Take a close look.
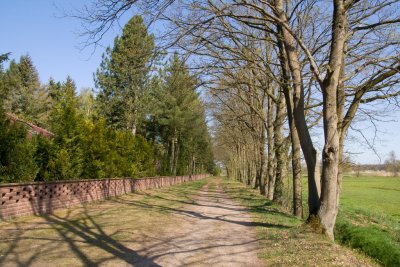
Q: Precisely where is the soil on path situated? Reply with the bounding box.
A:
[140,182,263,266]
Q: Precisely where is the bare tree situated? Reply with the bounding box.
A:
[385,150,400,177]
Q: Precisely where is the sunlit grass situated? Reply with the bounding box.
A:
[335,175,400,267]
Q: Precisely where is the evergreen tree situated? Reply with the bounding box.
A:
[0,53,10,64]
[151,54,214,175]
[1,55,49,126]
[46,77,83,180]
[0,53,10,106]
[0,111,38,183]
[3,55,41,116]
[95,15,155,134]
[2,59,21,112]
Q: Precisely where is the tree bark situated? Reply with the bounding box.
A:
[317,0,347,240]
[258,124,267,194]
[291,125,303,217]
[170,134,176,175]
[277,31,303,217]
[266,94,275,200]
[173,135,179,176]
[274,0,320,215]
[273,90,286,204]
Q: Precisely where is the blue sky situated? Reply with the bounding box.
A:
[1,1,130,91]
[1,1,399,164]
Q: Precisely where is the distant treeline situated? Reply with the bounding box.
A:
[353,164,386,172]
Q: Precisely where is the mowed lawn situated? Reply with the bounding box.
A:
[336,175,400,266]
[340,175,400,217]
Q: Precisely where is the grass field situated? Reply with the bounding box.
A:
[335,175,400,266]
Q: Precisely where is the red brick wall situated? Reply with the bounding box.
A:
[0,174,209,220]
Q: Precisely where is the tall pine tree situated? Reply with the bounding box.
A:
[95,15,155,135]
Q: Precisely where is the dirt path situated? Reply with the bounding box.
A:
[138,182,263,266]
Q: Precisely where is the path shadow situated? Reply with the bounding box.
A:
[113,197,290,229]
[138,232,263,265]
[127,184,293,229]
[149,193,251,212]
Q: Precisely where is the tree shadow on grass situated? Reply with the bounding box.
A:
[0,220,44,267]
[0,205,162,267]
[45,206,163,266]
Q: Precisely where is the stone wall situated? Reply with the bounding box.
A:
[0,174,209,220]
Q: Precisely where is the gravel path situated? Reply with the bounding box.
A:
[137,182,263,266]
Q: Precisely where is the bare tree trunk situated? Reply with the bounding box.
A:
[277,30,303,217]
[253,151,260,189]
[173,136,179,176]
[170,135,176,175]
[239,144,245,183]
[291,127,303,217]
[258,124,267,194]
[190,155,195,178]
[336,41,347,219]
[239,145,247,185]
[273,90,286,204]
[266,95,275,199]
[274,0,320,215]
[248,160,253,186]
[317,0,347,240]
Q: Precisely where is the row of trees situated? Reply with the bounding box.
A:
[0,16,215,183]
[77,0,400,240]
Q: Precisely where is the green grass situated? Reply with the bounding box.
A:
[334,175,400,267]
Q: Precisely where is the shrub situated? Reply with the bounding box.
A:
[0,113,38,183]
